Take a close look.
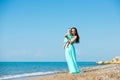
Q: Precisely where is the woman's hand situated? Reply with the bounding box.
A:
[68,36,77,44]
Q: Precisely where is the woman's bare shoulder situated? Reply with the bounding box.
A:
[72,35,77,38]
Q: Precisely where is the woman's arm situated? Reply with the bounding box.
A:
[67,36,77,44]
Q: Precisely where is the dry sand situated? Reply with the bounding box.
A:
[28,64,120,80]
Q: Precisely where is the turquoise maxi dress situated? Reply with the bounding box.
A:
[64,34,80,74]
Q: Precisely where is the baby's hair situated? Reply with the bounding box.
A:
[67,28,71,32]
[67,28,71,29]
[67,28,72,34]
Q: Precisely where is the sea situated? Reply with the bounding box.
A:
[0,62,98,80]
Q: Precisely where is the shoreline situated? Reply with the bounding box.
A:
[0,62,97,80]
[28,64,120,80]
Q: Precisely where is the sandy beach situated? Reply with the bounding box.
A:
[28,64,120,80]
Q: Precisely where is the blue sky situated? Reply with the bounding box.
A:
[0,0,120,62]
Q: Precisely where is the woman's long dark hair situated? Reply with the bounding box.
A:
[71,27,80,43]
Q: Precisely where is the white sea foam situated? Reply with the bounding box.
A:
[0,71,57,80]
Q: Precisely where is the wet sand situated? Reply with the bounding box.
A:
[28,64,120,80]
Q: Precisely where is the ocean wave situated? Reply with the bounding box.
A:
[0,71,58,80]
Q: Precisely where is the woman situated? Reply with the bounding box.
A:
[64,27,80,74]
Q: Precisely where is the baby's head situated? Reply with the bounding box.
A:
[67,28,72,34]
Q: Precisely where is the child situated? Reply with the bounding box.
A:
[63,28,72,49]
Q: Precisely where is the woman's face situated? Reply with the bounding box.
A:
[72,29,76,36]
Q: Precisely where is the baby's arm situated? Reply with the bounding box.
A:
[64,33,68,38]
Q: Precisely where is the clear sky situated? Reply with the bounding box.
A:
[0,0,120,62]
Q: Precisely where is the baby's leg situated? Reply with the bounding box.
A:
[63,43,67,49]
[66,42,69,48]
